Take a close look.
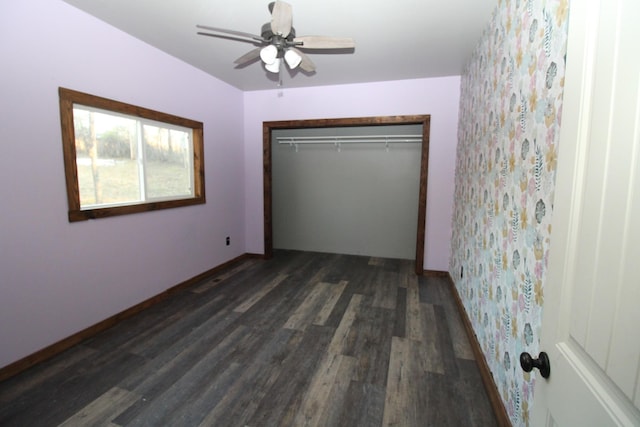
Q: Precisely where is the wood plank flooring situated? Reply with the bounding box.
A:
[0,250,497,426]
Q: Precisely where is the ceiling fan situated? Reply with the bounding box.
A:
[196,1,355,75]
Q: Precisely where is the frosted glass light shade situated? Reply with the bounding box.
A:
[265,58,281,73]
[260,45,278,64]
[284,49,302,69]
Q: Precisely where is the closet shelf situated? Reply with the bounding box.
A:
[276,134,422,145]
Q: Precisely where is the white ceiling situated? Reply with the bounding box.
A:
[62,0,497,91]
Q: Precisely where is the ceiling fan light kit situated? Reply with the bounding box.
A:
[197,1,354,78]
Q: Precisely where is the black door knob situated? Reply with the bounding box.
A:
[519,351,551,379]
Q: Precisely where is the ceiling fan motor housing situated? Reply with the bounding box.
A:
[261,22,297,55]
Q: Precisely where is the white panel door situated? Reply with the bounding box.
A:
[530,0,640,425]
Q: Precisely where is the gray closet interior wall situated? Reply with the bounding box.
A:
[272,124,422,259]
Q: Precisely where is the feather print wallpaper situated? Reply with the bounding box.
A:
[449,0,569,425]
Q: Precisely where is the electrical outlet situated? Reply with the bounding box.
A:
[226,236,230,246]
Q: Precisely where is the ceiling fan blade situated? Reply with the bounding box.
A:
[270,1,292,37]
[234,48,262,66]
[294,36,355,49]
[290,48,315,72]
[197,32,264,46]
[196,25,265,43]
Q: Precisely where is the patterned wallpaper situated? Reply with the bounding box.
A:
[449,0,569,425]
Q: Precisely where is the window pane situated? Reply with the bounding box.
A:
[143,125,193,199]
[73,108,141,208]
[77,158,141,206]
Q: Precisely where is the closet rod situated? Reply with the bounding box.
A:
[277,134,422,144]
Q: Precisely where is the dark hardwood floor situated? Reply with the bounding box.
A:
[0,250,497,426]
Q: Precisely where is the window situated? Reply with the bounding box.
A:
[59,87,205,221]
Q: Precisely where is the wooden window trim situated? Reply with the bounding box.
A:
[59,87,205,222]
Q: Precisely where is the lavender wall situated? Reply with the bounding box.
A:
[0,0,462,370]
[243,77,461,271]
[0,0,245,368]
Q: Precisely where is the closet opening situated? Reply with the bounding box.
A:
[263,115,430,275]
